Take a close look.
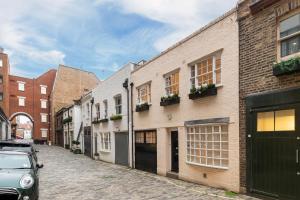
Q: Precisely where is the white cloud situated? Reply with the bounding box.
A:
[96,0,237,51]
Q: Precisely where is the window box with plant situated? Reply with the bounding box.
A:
[273,57,300,76]
[110,114,122,121]
[99,118,109,123]
[160,94,180,106]
[63,117,72,124]
[189,83,217,100]
[92,117,101,124]
[136,102,150,112]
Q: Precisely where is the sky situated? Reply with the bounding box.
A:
[0,0,237,80]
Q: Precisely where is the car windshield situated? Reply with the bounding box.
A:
[1,146,31,153]
[0,154,32,169]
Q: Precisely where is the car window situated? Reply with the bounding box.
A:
[0,154,32,169]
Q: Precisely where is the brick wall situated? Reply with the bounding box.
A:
[238,0,300,191]
[0,52,10,116]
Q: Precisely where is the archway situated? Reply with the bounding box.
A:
[9,112,34,141]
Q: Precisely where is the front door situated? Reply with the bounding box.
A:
[171,131,179,172]
[115,132,129,166]
[84,127,92,157]
[249,104,300,200]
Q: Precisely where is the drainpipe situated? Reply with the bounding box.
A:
[130,82,134,168]
[122,78,129,166]
[90,97,94,158]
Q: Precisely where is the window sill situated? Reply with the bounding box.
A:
[186,161,228,170]
[99,149,111,153]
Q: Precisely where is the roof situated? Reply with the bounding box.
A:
[133,8,237,73]
[58,64,100,82]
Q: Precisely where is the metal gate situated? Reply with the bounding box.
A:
[84,126,91,157]
[115,132,129,166]
[247,89,300,200]
[135,130,157,173]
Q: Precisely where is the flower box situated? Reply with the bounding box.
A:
[99,118,109,123]
[110,115,122,121]
[63,117,72,124]
[92,117,101,124]
[136,103,150,112]
[160,95,180,106]
[273,57,300,76]
[189,87,217,100]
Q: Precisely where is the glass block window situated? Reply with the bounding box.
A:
[186,124,229,169]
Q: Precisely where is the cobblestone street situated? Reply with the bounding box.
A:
[36,145,258,200]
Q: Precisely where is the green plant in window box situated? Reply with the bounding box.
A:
[110,114,122,121]
[189,83,217,100]
[160,94,180,106]
[273,57,300,76]
[136,102,150,112]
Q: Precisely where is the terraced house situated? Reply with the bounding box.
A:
[238,0,300,199]
[91,63,136,166]
[131,9,240,192]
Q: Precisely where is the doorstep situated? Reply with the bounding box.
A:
[166,171,179,180]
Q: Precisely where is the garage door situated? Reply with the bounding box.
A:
[115,132,129,166]
[248,104,300,200]
[135,130,157,173]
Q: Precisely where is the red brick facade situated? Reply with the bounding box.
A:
[8,70,56,142]
[0,51,10,116]
[238,0,300,191]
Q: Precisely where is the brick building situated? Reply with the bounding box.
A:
[51,65,100,144]
[9,70,56,142]
[238,0,300,199]
[0,49,10,116]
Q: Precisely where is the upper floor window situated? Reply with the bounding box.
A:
[18,82,25,91]
[41,129,48,138]
[190,53,221,88]
[165,71,179,95]
[0,59,2,67]
[41,114,48,123]
[103,100,108,118]
[95,103,100,119]
[18,97,25,106]
[0,75,3,84]
[86,103,90,116]
[40,85,47,94]
[0,93,3,101]
[41,99,47,109]
[137,83,151,104]
[280,13,300,57]
[114,95,122,115]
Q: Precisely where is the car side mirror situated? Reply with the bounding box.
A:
[35,150,39,153]
[36,163,44,169]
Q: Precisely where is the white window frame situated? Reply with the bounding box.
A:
[114,95,122,115]
[137,83,151,104]
[40,85,47,95]
[18,82,25,91]
[190,53,222,88]
[103,100,108,118]
[164,71,179,96]
[18,96,25,107]
[95,103,100,119]
[41,99,47,109]
[100,132,111,152]
[41,129,48,138]
[186,123,229,169]
[41,113,48,123]
[0,59,3,67]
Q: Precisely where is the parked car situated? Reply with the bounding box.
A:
[0,140,38,162]
[0,151,43,200]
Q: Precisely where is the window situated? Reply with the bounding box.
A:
[0,93,3,101]
[135,131,156,144]
[280,13,300,57]
[0,59,2,67]
[18,82,25,91]
[165,71,179,95]
[257,109,295,132]
[100,132,111,151]
[135,132,144,143]
[145,131,156,144]
[41,129,48,138]
[41,114,47,123]
[186,124,229,169]
[137,84,151,103]
[0,75,3,84]
[103,100,108,118]
[18,97,25,106]
[190,52,221,88]
[40,85,47,94]
[87,103,90,116]
[95,104,100,119]
[114,95,122,115]
[41,100,47,109]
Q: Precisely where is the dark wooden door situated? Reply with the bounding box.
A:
[56,131,64,147]
[249,104,300,200]
[84,126,91,157]
[115,132,129,166]
[135,131,157,173]
[171,131,179,172]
